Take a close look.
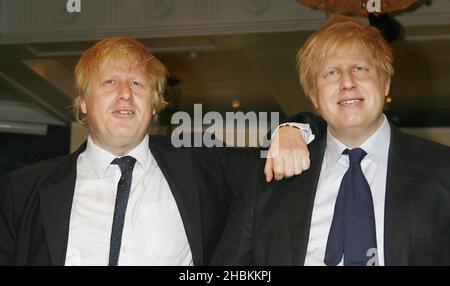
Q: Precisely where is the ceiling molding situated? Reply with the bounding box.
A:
[0,70,72,122]
[0,100,66,126]
[1,0,449,44]
[25,43,217,58]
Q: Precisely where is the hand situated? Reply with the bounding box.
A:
[264,126,310,182]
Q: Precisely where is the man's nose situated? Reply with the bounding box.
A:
[117,82,133,101]
[339,70,357,91]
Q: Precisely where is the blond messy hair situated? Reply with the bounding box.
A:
[297,15,394,98]
[72,36,168,124]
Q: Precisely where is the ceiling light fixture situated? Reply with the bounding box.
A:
[296,0,421,16]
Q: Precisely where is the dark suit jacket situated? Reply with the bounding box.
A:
[0,136,259,266]
[211,119,450,266]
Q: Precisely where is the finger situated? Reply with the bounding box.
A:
[293,151,304,175]
[282,153,295,178]
[273,156,285,181]
[264,157,274,182]
[302,152,311,171]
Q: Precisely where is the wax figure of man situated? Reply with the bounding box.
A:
[211,15,450,266]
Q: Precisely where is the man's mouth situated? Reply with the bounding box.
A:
[338,98,364,106]
[112,109,135,117]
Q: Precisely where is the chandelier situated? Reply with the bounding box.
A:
[296,0,422,16]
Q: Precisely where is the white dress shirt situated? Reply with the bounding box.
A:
[272,123,316,145]
[65,135,193,266]
[304,115,391,266]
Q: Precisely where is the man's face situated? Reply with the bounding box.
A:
[81,60,154,155]
[310,48,390,143]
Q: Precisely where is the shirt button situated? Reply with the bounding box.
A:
[122,245,127,252]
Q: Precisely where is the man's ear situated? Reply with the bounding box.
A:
[384,79,391,97]
[309,90,319,110]
[80,97,87,114]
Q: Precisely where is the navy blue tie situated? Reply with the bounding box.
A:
[324,148,378,266]
[108,156,136,266]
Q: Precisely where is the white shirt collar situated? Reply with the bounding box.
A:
[85,135,151,177]
[325,114,391,169]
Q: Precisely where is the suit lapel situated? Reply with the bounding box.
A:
[286,138,326,265]
[148,138,204,266]
[38,143,86,266]
[384,126,423,265]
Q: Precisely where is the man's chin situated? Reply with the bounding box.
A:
[111,132,139,140]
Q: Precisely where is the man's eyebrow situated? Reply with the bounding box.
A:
[320,64,338,71]
[352,60,370,65]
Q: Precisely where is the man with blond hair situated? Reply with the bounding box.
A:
[0,36,313,266]
[211,15,450,266]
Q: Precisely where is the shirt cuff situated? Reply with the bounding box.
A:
[272,122,315,145]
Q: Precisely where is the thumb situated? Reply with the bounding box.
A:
[264,158,274,183]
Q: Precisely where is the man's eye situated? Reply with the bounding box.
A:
[353,66,365,72]
[325,70,340,78]
[130,81,143,87]
[104,80,117,86]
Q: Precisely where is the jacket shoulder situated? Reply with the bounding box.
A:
[394,130,450,170]
[3,154,74,180]
[398,131,450,155]
[1,153,77,200]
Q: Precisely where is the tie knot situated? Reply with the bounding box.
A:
[343,148,367,164]
[111,156,136,173]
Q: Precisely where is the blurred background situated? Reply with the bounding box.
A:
[1,0,450,175]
